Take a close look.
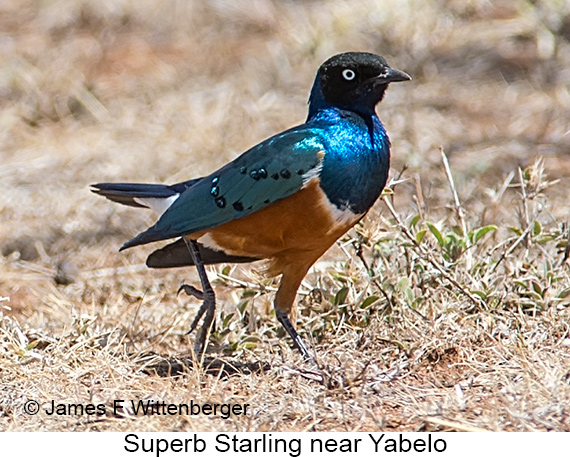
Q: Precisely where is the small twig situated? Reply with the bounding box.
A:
[337,239,355,260]
[518,167,531,249]
[129,290,147,335]
[353,241,395,309]
[441,148,471,269]
[413,174,425,220]
[386,164,409,190]
[213,270,316,299]
[441,149,468,239]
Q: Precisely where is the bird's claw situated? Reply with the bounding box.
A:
[177,283,204,300]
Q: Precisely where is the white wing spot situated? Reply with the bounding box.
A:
[301,149,326,187]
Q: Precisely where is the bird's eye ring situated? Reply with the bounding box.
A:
[342,69,356,81]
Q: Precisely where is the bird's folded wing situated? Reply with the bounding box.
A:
[121,127,326,250]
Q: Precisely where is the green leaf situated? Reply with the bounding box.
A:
[451,225,464,237]
[26,341,39,351]
[557,288,570,299]
[531,280,543,296]
[361,295,380,309]
[333,287,350,307]
[222,313,235,328]
[426,223,445,247]
[221,265,231,276]
[471,290,488,299]
[524,167,531,180]
[470,225,498,244]
[445,231,464,246]
[237,300,249,313]
[404,288,414,304]
[409,214,421,229]
[525,291,543,301]
[396,277,410,292]
[533,220,542,236]
[238,336,261,350]
[415,229,427,244]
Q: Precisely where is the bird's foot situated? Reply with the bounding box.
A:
[178,282,216,357]
[177,284,203,300]
[178,283,207,334]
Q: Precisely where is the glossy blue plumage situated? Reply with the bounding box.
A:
[309,108,390,215]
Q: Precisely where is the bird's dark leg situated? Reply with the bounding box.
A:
[274,267,313,360]
[180,238,216,357]
[275,309,310,360]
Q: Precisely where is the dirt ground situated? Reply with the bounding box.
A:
[1,0,570,432]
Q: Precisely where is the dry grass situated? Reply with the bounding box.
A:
[1,0,570,432]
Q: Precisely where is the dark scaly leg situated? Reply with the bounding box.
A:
[274,264,313,359]
[275,309,310,359]
[179,238,216,357]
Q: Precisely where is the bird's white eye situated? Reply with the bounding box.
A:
[342,69,356,81]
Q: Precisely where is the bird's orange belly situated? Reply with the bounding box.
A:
[190,179,361,275]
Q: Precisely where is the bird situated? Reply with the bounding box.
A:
[92,52,410,359]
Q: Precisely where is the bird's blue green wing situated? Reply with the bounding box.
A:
[121,127,326,249]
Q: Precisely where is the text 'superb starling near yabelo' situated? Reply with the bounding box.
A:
[92,52,411,359]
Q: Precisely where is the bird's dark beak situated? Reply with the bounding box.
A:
[379,67,412,84]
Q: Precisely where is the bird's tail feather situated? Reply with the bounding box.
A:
[91,178,202,208]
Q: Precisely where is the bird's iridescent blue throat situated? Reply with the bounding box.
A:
[303,109,390,215]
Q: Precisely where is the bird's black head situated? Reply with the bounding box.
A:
[308,52,411,119]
